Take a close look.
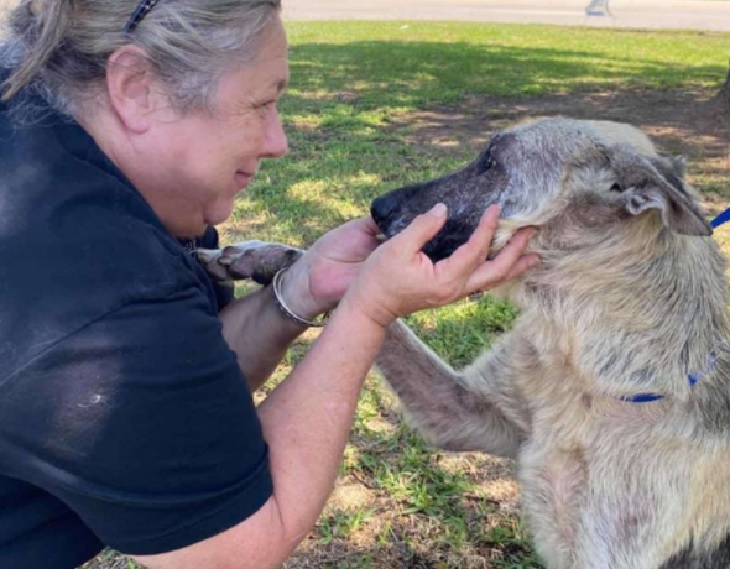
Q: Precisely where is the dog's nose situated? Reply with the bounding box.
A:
[370,194,399,227]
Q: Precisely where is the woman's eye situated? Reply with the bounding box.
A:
[255,100,277,112]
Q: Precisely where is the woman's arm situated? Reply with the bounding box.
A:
[219,217,383,391]
[135,206,536,569]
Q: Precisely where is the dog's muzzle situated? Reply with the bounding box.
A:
[372,196,479,262]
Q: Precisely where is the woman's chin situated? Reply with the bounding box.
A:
[205,200,236,227]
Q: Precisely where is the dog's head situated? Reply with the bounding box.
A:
[371,118,711,262]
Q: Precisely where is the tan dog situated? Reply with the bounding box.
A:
[370,118,730,569]
[201,118,730,569]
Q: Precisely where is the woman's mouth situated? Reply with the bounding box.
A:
[235,171,254,187]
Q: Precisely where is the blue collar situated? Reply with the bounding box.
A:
[618,351,717,403]
[617,207,728,403]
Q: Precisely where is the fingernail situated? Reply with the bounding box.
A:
[430,203,447,217]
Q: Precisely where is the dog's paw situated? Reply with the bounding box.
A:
[196,240,304,285]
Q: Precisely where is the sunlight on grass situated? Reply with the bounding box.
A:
[405,296,519,367]
[231,22,730,251]
[285,22,729,105]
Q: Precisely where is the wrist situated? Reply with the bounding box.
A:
[273,266,329,326]
[337,291,396,330]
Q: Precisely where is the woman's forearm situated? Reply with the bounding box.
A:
[135,299,385,569]
[257,298,385,544]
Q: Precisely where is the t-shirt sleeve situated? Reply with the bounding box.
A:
[2,283,272,555]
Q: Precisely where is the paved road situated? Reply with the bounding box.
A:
[282,0,730,32]
[0,0,726,32]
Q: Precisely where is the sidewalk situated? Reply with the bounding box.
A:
[283,0,730,32]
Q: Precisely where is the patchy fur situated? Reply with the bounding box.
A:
[371,118,730,569]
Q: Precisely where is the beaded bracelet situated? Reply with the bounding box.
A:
[271,268,330,328]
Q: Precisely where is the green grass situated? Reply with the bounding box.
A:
[286,22,727,101]
[90,21,730,569]
[227,22,730,247]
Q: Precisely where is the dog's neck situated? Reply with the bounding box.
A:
[514,219,729,400]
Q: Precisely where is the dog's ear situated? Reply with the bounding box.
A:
[608,146,711,236]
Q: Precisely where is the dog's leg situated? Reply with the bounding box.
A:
[197,241,304,285]
[376,320,530,459]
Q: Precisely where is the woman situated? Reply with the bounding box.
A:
[0,1,537,568]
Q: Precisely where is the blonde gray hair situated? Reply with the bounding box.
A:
[0,0,282,117]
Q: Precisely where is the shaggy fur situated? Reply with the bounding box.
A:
[370,118,730,569]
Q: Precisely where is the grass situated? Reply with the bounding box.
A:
[87,21,730,569]
[227,22,729,247]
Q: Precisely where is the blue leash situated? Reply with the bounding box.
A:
[711,206,730,229]
[620,208,728,403]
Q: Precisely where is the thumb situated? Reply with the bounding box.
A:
[395,203,448,252]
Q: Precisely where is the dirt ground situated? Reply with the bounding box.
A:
[85,86,730,569]
[390,87,730,211]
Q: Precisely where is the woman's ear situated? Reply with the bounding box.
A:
[106,46,165,133]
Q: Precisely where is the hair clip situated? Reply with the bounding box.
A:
[124,0,160,34]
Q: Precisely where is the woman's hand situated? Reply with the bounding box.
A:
[341,203,538,328]
[279,217,381,319]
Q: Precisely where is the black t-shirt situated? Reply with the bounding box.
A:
[0,97,273,568]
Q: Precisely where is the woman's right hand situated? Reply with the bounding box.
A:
[341,203,539,328]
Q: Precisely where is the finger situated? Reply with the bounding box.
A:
[466,227,536,289]
[392,203,449,253]
[353,215,381,236]
[465,253,539,299]
[470,204,501,257]
[505,253,540,280]
[440,205,500,272]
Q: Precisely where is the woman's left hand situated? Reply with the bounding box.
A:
[280,217,381,319]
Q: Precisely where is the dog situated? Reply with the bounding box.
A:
[200,118,730,568]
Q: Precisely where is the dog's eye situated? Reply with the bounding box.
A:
[477,150,496,174]
[610,182,624,193]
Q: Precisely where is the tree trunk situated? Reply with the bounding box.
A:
[713,64,730,108]
[702,59,730,122]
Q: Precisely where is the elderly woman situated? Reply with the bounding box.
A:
[0,1,537,568]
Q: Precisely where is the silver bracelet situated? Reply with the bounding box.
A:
[271,268,330,328]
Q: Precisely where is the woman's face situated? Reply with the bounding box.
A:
[142,17,289,237]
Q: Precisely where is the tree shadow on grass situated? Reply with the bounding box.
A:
[285,41,725,113]
[227,40,729,248]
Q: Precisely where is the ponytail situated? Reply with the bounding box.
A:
[1,0,74,101]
